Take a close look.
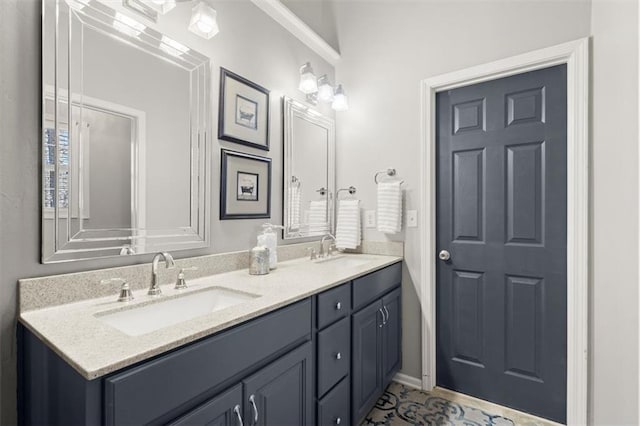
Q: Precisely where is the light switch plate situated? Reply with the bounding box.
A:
[365,210,376,228]
[407,210,418,228]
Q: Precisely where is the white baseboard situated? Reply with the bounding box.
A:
[393,373,422,390]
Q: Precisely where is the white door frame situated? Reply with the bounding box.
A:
[419,37,589,425]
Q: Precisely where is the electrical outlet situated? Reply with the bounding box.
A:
[407,210,418,228]
[365,210,376,228]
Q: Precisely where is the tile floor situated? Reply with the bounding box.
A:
[362,382,562,425]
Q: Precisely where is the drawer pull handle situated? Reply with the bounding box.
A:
[336,352,342,360]
[383,306,390,324]
[335,302,342,310]
[233,404,244,426]
[378,308,385,327]
[336,417,342,424]
[249,394,259,423]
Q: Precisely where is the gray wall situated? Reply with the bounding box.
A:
[0,0,334,423]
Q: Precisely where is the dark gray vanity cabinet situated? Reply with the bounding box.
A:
[243,342,313,426]
[351,263,402,425]
[19,261,403,426]
[169,384,243,426]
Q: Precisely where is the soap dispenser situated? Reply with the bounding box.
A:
[258,223,284,269]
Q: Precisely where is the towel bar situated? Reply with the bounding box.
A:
[374,168,404,185]
[337,186,357,199]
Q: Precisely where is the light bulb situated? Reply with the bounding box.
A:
[317,75,334,102]
[188,2,219,39]
[298,62,318,95]
[332,84,349,111]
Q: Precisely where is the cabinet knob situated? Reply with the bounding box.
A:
[335,302,342,310]
[336,352,342,360]
[336,417,341,424]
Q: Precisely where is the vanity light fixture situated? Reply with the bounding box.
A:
[317,75,334,102]
[188,2,219,39]
[331,84,349,111]
[113,12,147,38]
[141,0,177,15]
[298,62,318,94]
[297,62,348,111]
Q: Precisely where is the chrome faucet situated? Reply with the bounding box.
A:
[149,252,176,296]
[319,234,337,258]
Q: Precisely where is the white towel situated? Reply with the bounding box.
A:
[376,181,402,234]
[287,185,301,229]
[306,199,329,236]
[336,199,361,249]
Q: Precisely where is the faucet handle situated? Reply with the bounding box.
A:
[175,267,198,290]
[101,278,134,302]
[306,247,318,260]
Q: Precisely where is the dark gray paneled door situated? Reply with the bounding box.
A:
[436,65,567,423]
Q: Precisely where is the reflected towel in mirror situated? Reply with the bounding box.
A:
[336,199,361,249]
[377,181,402,234]
[305,199,329,236]
[288,185,301,229]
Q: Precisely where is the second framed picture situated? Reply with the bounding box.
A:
[218,68,270,151]
[220,149,271,220]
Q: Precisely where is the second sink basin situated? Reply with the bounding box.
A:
[96,287,259,336]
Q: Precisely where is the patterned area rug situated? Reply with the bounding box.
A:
[361,382,528,426]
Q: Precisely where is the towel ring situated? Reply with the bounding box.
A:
[291,176,301,188]
[337,186,357,199]
[374,168,404,185]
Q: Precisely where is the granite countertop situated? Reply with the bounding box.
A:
[19,253,402,380]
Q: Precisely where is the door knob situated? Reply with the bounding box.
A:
[439,250,451,261]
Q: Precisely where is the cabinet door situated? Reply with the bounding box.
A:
[382,287,402,387]
[351,300,383,424]
[243,342,313,426]
[169,384,243,426]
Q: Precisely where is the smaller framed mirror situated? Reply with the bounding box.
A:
[283,97,335,240]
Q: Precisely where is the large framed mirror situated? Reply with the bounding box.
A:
[42,0,210,262]
[283,97,335,240]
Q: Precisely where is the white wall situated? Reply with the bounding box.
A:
[0,0,334,423]
[332,0,593,383]
[333,0,639,422]
[590,0,639,424]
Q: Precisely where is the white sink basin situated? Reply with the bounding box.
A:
[313,255,371,268]
[96,287,259,336]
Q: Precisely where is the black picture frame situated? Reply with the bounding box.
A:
[218,68,270,151]
[220,149,271,219]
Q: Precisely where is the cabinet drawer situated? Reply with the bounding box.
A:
[352,262,401,311]
[104,299,311,426]
[318,376,350,426]
[317,283,350,329]
[317,317,350,397]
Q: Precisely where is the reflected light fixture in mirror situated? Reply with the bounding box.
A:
[189,1,219,39]
[332,84,349,111]
[299,62,318,94]
[142,0,177,14]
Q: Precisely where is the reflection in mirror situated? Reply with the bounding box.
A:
[42,0,210,262]
[283,97,335,240]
